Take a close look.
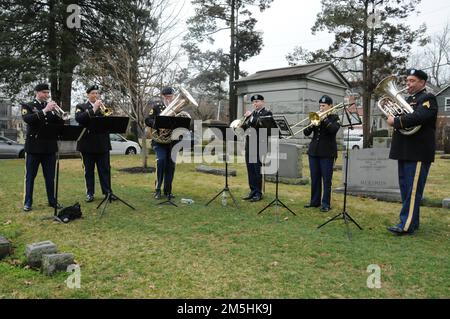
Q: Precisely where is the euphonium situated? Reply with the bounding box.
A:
[230,113,251,131]
[151,87,198,144]
[375,75,421,136]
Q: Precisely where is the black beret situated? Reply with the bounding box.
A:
[34,83,49,92]
[161,87,175,95]
[250,94,264,101]
[86,85,99,94]
[407,69,428,81]
[319,95,333,105]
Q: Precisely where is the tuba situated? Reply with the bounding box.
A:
[151,87,198,144]
[375,75,421,136]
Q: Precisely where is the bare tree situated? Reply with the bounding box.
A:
[79,0,185,168]
[410,22,450,88]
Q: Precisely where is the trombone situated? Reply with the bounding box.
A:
[285,102,346,139]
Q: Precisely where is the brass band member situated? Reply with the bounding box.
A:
[241,94,272,202]
[303,95,340,212]
[21,83,64,212]
[386,69,437,236]
[75,85,115,203]
[145,87,177,200]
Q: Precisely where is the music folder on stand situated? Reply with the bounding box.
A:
[256,115,296,217]
[39,124,85,222]
[317,103,363,239]
[153,115,191,207]
[204,122,239,209]
[87,116,136,217]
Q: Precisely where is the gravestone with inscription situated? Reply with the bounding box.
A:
[265,142,308,185]
[335,148,401,202]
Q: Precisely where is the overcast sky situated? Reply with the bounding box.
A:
[178,0,450,75]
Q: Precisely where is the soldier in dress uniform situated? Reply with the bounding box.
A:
[241,94,273,202]
[303,95,341,212]
[386,69,438,235]
[75,85,114,202]
[144,87,177,200]
[22,83,65,212]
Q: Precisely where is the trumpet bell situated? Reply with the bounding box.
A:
[101,106,113,116]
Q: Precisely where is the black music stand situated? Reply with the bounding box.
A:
[87,116,136,217]
[317,104,363,239]
[205,123,239,209]
[153,115,191,207]
[256,116,296,216]
[40,124,85,222]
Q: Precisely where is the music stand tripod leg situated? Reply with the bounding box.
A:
[42,151,63,223]
[96,196,107,209]
[344,212,363,230]
[99,193,111,218]
[158,198,178,207]
[257,198,277,215]
[111,193,136,210]
[278,199,297,216]
[317,212,342,229]
[205,189,225,206]
[226,188,239,209]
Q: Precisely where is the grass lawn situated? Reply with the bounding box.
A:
[0,152,448,298]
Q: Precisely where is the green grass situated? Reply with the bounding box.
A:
[0,153,449,298]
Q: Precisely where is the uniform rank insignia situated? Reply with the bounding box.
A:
[423,101,430,108]
[22,108,28,115]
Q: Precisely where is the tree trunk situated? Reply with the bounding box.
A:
[228,0,237,122]
[47,0,59,103]
[59,0,80,112]
[362,1,371,148]
[141,133,148,168]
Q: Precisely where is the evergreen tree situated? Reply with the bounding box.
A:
[286,0,427,147]
[185,0,273,121]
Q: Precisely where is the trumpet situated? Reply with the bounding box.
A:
[49,101,70,120]
[98,101,113,116]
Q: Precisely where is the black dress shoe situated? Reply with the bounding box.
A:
[109,194,118,201]
[154,190,162,199]
[23,205,32,212]
[166,193,175,200]
[304,203,320,208]
[242,193,255,200]
[86,195,94,202]
[250,195,262,202]
[49,202,63,209]
[387,226,414,236]
[320,207,331,212]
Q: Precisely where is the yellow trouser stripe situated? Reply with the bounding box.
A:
[54,154,58,197]
[23,153,27,204]
[80,153,88,195]
[404,162,421,231]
